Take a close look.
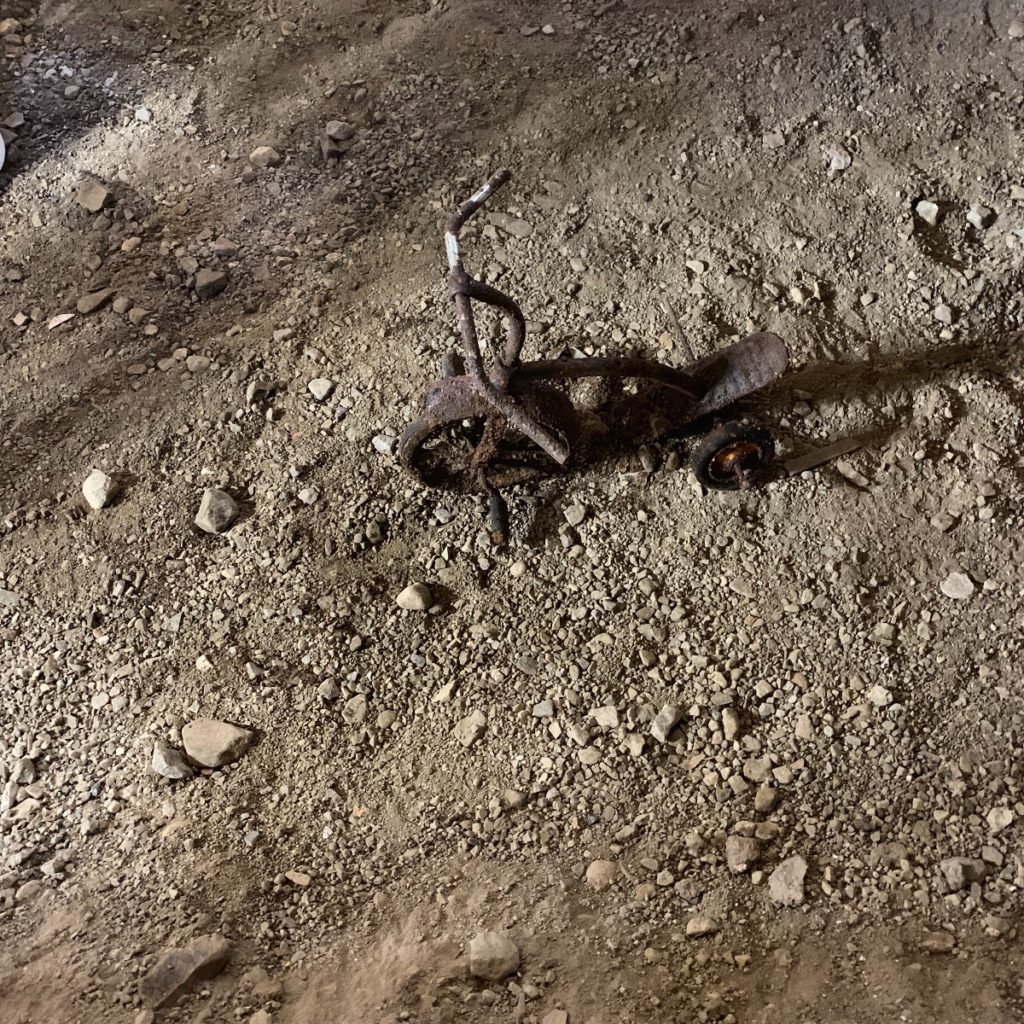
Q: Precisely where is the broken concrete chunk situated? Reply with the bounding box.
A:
[685,916,720,938]
[308,378,334,401]
[966,203,994,229]
[938,856,989,891]
[195,488,238,533]
[584,859,617,891]
[940,571,974,600]
[468,931,520,980]
[726,835,762,874]
[139,934,230,1008]
[181,719,253,768]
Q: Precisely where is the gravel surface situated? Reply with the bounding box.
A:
[2,1,1024,1021]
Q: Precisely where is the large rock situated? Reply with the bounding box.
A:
[195,488,238,533]
[182,719,253,768]
[82,468,118,509]
[76,179,110,212]
[139,933,231,1008]
[194,268,228,300]
[769,855,807,906]
[584,859,617,891]
[938,857,989,892]
[468,931,520,981]
[396,582,432,611]
[249,146,282,168]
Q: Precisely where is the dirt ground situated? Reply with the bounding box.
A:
[3,0,1024,1021]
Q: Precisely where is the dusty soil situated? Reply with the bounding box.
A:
[3,0,1024,1021]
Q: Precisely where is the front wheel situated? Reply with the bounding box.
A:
[691,421,776,491]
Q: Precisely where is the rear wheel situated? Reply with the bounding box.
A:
[691,421,775,491]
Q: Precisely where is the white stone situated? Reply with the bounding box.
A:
[82,468,118,509]
[308,378,333,401]
[915,199,939,226]
[396,583,432,611]
[940,571,974,600]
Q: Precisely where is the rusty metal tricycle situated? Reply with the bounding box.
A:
[399,170,790,543]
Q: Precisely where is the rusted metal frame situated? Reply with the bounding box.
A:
[515,355,704,400]
[450,277,527,381]
[446,273,568,465]
[442,168,568,467]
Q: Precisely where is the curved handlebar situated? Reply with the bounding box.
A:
[446,168,511,237]
[444,169,511,270]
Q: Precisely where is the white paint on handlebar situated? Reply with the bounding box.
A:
[445,232,460,270]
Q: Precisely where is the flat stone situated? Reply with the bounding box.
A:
[650,703,683,743]
[590,706,619,729]
[249,146,282,168]
[194,268,227,300]
[195,488,238,533]
[181,719,253,768]
[76,288,114,314]
[139,934,230,1008]
[468,932,519,981]
[396,582,432,611]
[1009,17,1024,38]
[685,916,720,938]
[920,930,955,954]
[769,855,807,906]
[584,859,617,891]
[76,179,110,212]
[82,468,118,509]
[489,212,533,238]
[152,740,193,780]
[308,378,334,401]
